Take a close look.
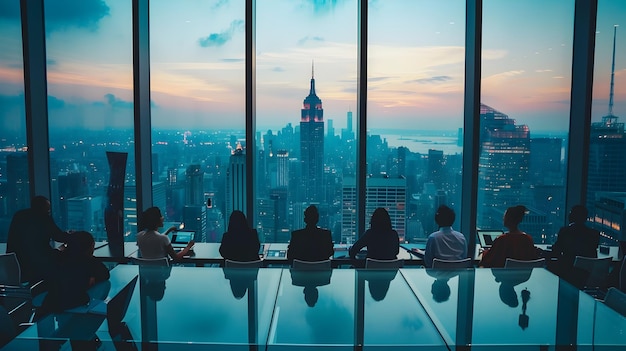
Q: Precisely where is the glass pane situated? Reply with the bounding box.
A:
[480,0,574,244]
[256,0,358,244]
[45,0,134,241]
[588,0,626,246]
[368,0,465,244]
[0,0,27,243]
[150,0,245,243]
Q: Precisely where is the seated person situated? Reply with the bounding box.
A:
[349,208,399,264]
[137,207,194,260]
[424,205,467,268]
[480,205,538,268]
[550,205,600,285]
[6,196,70,283]
[220,210,261,262]
[39,231,110,315]
[287,205,334,263]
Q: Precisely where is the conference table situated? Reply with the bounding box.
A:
[2,265,624,350]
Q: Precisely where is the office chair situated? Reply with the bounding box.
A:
[603,287,626,317]
[224,259,263,268]
[573,256,612,299]
[130,257,170,266]
[365,258,404,269]
[620,255,626,293]
[504,258,546,269]
[0,253,21,286]
[432,257,473,269]
[292,259,331,271]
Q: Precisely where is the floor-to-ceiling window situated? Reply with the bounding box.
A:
[255,0,358,244]
[368,0,465,244]
[150,0,246,243]
[588,0,626,246]
[45,0,134,240]
[0,0,28,242]
[480,0,575,244]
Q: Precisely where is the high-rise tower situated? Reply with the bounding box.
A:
[477,103,531,229]
[300,64,325,203]
[226,145,246,217]
[588,25,626,214]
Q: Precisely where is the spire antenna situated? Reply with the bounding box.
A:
[608,25,619,116]
[312,60,315,78]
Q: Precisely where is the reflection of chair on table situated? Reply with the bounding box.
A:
[603,287,626,317]
[224,259,263,269]
[365,258,404,269]
[292,259,331,271]
[432,258,472,269]
[572,256,612,298]
[131,257,170,266]
[504,258,546,269]
[290,268,332,307]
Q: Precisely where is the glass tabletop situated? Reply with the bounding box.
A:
[400,267,626,350]
[267,268,448,351]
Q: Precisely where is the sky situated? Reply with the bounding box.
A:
[0,0,625,135]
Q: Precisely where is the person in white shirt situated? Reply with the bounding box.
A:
[137,207,194,260]
[424,205,467,268]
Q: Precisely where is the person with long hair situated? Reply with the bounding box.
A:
[137,207,194,260]
[219,210,261,262]
[480,205,538,268]
[349,207,399,263]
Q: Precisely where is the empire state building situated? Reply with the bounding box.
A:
[300,66,325,203]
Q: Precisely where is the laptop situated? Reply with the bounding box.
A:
[477,230,504,249]
[169,231,195,249]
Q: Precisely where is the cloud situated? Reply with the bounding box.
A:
[198,20,244,48]
[211,0,229,10]
[369,76,390,82]
[302,0,343,14]
[272,67,285,72]
[104,93,133,109]
[297,36,325,46]
[0,0,110,32]
[48,95,65,109]
[221,58,244,63]
[410,76,453,84]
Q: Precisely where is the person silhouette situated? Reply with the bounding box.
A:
[220,210,261,262]
[287,205,334,264]
[6,196,70,283]
[480,205,538,268]
[289,269,332,307]
[349,208,399,268]
[137,207,194,261]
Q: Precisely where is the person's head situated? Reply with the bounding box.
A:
[65,231,95,257]
[431,279,452,303]
[303,286,319,307]
[304,205,319,226]
[435,205,455,228]
[142,207,163,231]
[31,195,51,216]
[503,205,527,229]
[228,210,250,233]
[370,208,392,232]
[568,205,588,224]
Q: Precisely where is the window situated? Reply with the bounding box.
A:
[0,0,27,242]
[588,0,626,245]
[256,0,357,243]
[150,0,245,243]
[45,0,134,240]
[480,0,574,244]
[368,0,465,243]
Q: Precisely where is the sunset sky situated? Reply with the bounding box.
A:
[0,0,624,134]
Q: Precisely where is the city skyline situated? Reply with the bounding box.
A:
[0,0,624,134]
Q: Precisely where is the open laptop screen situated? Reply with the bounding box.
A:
[477,230,504,248]
[170,231,194,245]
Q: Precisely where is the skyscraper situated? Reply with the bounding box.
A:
[477,103,530,229]
[226,145,246,217]
[587,26,626,212]
[300,65,325,203]
[185,164,204,206]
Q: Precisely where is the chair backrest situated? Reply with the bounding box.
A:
[130,257,170,266]
[225,259,263,268]
[619,255,626,293]
[107,276,139,325]
[504,258,546,269]
[292,259,331,271]
[365,258,404,269]
[573,256,612,288]
[603,287,626,317]
[0,253,21,286]
[432,257,473,269]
